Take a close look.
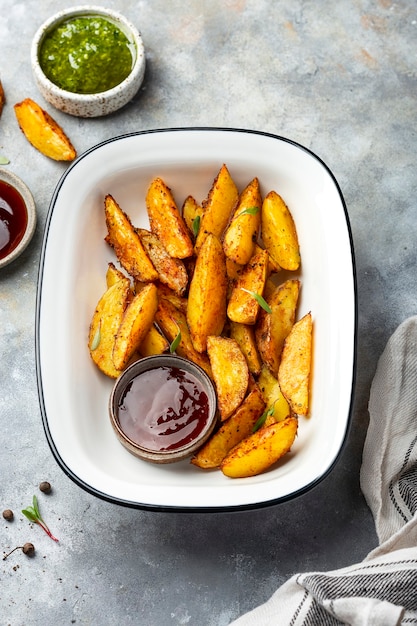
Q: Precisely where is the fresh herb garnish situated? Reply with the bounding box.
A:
[241,288,272,313]
[253,404,275,433]
[236,206,259,218]
[22,495,58,543]
[170,321,182,353]
[192,215,201,238]
[90,322,101,351]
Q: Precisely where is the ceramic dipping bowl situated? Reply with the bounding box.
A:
[109,354,218,464]
[0,168,36,269]
[30,5,146,117]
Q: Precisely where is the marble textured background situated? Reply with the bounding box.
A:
[1,1,416,624]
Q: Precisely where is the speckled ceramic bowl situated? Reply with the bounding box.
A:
[109,355,218,464]
[0,168,36,269]
[30,5,146,117]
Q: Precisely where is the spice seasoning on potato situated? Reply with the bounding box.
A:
[261,190,300,271]
[223,177,262,265]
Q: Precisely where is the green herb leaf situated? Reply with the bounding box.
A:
[90,322,101,351]
[0,155,10,165]
[21,508,38,523]
[22,495,59,542]
[32,495,41,519]
[236,206,259,218]
[192,215,201,238]
[252,404,275,433]
[241,288,272,313]
[170,327,181,353]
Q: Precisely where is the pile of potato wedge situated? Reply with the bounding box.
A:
[88,164,313,478]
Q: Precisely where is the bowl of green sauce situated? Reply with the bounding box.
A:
[31,6,146,117]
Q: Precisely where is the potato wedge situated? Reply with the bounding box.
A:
[207,336,249,421]
[106,262,129,288]
[0,79,5,117]
[182,195,203,239]
[139,324,169,357]
[258,365,291,426]
[14,98,76,161]
[194,164,239,253]
[229,321,262,376]
[255,279,300,377]
[155,296,212,378]
[146,177,194,259]
[137,228,188,296]
[223,177,262,265]
[278,312,312,416]
[187,233,227,353]
[88,277,131,378]
[261,191,300,271]
[157,284,188,314]
[227,248,269,325]
[112,283,159,370]
[191,386,265,469]
[220,416,298,478]
[104,194,159,283]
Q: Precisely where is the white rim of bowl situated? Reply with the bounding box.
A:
[30,5,145,102]
[0,168,37,269]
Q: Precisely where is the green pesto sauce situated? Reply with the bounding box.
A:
[39,15,136,94]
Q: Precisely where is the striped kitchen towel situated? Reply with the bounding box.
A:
[230,316,417,625]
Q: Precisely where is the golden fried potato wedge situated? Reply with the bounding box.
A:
[104,195,159,283]
[261,191,300,271]
[207,336,249,421]
[112,283,159,370]
[14,98,76,161]
[138,324,169,357]
[155,297,212,378]
[88,277,131,378]
[182,195,203,239]
[191,386,265,469]
[258,365,291,426]
[187,233,227,353]
[137,228,188,296]
[157,284,188,314]
[0,80,5,117]
[223,177,262,265]
[146,177,194,259]
[106,262,129,288]
[255,279,300,377]
[227,248,269,325]
[229,321,262,376]
[194,164,239,253]
[278,312,312,416]
[220,416,298,478]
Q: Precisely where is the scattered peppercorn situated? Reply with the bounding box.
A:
[2,509,14,521]
[22,542,35,556]
[39,481,51,494]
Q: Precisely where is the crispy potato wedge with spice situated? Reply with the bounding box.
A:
[0,79,5,117]
[14,98,76,161]
[155,296,212,378]
[227,248,269,325]
[146,177,194,259]
[220,416,298,478]
[182,195,203,239]
[187,233,228,353]
[278,312,312,416]
[191,386,265,469]
[112,283,159,370]
[88,277,131,378]
[255,279,300,377]
[207,336,249,421]
[157,284,188,314]
[194,164,239,253]
[261,190,300,271]
[223,177,262,265]
[229,321,262,376]
[106,262,129,288]
[258,365,291,426]
[104,194,159,283]
[138,324,169,357]
[137,228,188,296]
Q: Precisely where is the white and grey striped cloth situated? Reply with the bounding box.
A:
[230,316,417,625]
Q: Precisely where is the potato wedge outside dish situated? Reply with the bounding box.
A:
[220,416,298,478]
[14,98,76,161]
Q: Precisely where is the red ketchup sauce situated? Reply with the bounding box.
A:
[0,180,28,260]
[117,366,210,452]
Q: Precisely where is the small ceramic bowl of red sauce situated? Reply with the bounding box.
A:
[109,354,218,464]
[0,169,36,269]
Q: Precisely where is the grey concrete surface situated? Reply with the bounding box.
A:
[1,0,416,624]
